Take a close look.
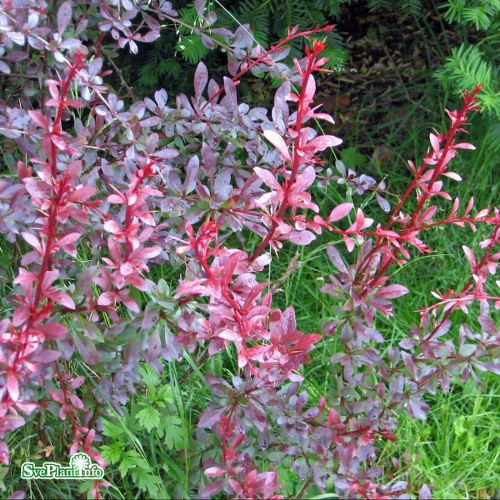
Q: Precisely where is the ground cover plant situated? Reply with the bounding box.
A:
[0,0,499,499]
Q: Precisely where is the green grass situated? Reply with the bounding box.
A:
[381,374,500,499]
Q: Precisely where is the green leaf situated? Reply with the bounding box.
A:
[130,467,163,497]
[101,418,125,440]
[139,363,161,388]
[176,34,209,64]
[77,481,94,494]
[157,384,175,404]
[136,406,161,432]
[118,450,145,478]
[342,147,366,169]
[157,415,184,450]
[100,442,123,465]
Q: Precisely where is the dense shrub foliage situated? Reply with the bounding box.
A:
[0,1,498,498]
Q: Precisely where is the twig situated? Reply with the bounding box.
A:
[269,253,301,294]
[104,53,135,98]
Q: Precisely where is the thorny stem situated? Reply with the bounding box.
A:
[249,48,319,262]
[201,26,334,111]
[354,87,482,292]
[13,60,83,369]
[423,224,499,342]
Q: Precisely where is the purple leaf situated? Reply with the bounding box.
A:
[72,333,99,365]
[140,31,160,43]
[185,156,200,193]
[195,0,206,18]
[198,407,226,428]
[223,76,238,107]
[326,245,347,272]
[375,284,409,299]
[140,116,162,128]
[194,62,208,102]
[202,142,216,179]
[30,349,61,363]
[376,193,390,212]
[200,480,224,498]
[57,2,72,35]
[418,484,432,500]
[0,61,10,74]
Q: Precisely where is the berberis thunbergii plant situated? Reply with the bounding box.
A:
[0,1,498,499]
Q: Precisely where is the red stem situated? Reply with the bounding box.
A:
[249,52,317,262]
[11,59,83,399]
[355,89,481,291]
[423,225,499,342]
[201,26,334,111]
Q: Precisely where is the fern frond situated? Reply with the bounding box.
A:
[368,0,395,12]
[176,34,210,64]
[443,0,499,31]
[401,0,423,15]
[312,0,353,18]
[435,44,500,114]
[462,5,496,29]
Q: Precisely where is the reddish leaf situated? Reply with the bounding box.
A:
[66,186,96,202]
[375,284,409,299]
[177,279,208,295]
[7,372,19,402]
[49,292,76,310]
[40,322,68,340]
[462,245,476,270]
[107,194,126,204]
[263,130,291,161]
[305,134,342,153]
[57,232,81,247]
[254,167,281,191]
[328,202,353,223]
[283,230,316,245]
[204,467,225,478]
[27,110,49,130]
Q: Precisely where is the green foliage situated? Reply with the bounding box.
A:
[99,364,189,498]
[436,44,500,114]
[435,0,500,115]
[367,0,423,15]
[442,0,500,30]
[341,146,367,169]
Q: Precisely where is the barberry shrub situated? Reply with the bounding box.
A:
[0,1,498,499]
